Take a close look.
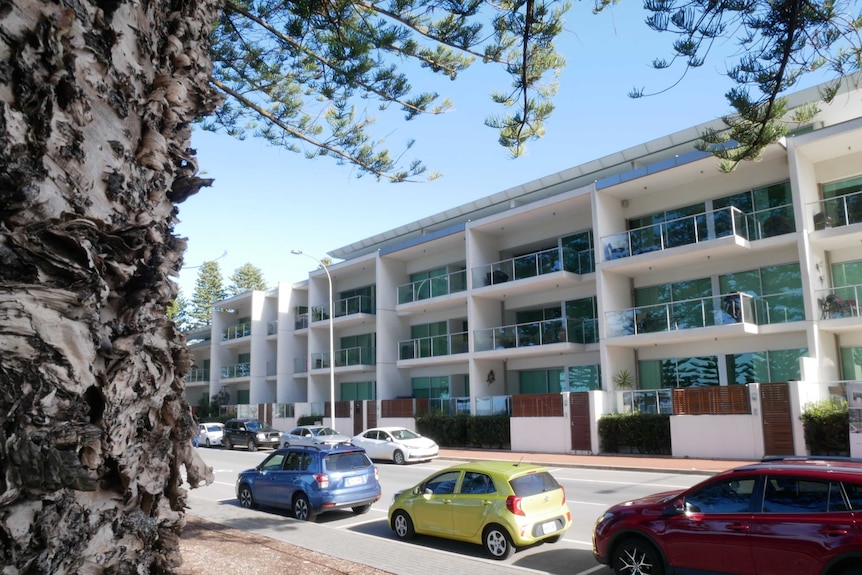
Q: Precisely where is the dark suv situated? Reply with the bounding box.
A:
[593,456,862,575]
[223,418,281,451]
[235,444,381,521]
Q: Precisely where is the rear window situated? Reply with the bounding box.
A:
[325,451,371,472]
[509,471,561,497]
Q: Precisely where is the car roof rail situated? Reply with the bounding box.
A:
[761,455,862,464]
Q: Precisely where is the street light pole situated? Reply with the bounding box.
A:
[291,249,336,431]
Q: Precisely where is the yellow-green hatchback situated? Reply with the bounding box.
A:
[388,460,571,559]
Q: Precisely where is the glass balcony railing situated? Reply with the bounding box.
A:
[605,290,804,337]
[295,313,308,329]
[471,246,593,288]
[397,270,467,304]
[816,284,861,319]
[222,321,251,341]
[293,357,306,373]
[267,320,278,336]
[399,332,469,360]
[310,346,376,368]
[809,190,862,229]
[475,395,511,416]
[603,206,759,261]
[220,362,250,378]
[311,295,375,322]
[186,368,208,383]
[473,317,598,351]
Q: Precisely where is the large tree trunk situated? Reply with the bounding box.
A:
[1,0,219,572]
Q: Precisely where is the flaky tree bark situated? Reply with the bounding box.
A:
[1,0,219,572]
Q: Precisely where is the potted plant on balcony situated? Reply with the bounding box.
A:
[614,369,636,390]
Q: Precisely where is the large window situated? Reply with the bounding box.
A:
[635,278,714,331]
[520,369,565,394]
[720,262,803,324]
[726,348,808,384]
[566,365,602,391]
[822,175,862,226]
[628,202,706,254]
[341,381,375,401]
[841,347,862,381]
[411,376,450,398]
[561,230,594,274]
[639,356,719,388]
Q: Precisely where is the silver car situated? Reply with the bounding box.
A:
[280,425,351,447]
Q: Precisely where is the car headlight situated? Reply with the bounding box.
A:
[257,433,266,440]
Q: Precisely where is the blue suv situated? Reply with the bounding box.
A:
[236,444,381,521]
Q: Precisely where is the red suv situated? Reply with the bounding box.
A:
[593,456,862,575]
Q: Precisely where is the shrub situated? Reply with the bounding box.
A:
[598,413,671,455]
[297,414,325,426]
[800,400,849,456]
[416,413,510,448]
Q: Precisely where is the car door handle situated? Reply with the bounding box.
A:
[727,523,750,532]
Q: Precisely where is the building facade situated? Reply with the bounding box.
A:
[184,76,862,459]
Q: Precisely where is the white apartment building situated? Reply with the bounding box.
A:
[184,76,862,460]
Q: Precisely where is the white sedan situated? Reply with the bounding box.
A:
[197,422,224,447]
[351,427,438,465]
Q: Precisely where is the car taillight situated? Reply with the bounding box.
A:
[506,495,524,516]
[314,474,329,489]
[374,466,379,481]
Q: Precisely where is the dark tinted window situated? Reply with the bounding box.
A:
[284,451,315,471]
[510,471,561,497]
[424,471,460,495]
[685,478,755,513]
[325,451,371,472]
[460,472,495,495]
[843,481,862,511]
[762,476,847,513]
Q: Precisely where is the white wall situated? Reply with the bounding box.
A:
[510,417,571,452]
[671,414,764,459]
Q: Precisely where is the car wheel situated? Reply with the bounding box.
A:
[282,441,289,448]
[391,510,415,540]
[224,437,233,450]
[837,566,862,575]
[393,450,405,465]
[483,524,515,560]
[293,494,315,521]
[238,485,256,509]
[204,437,211,448]
[352,504,371,515]
[612,537,665,575]
[247,438,257,452]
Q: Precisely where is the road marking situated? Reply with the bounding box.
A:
[567,499,607,506]
[573,564,606,575]
[562,536,593,547]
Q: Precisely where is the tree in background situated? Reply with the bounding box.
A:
[227,263,268,296]
[167,290,192,331]
[190,261,227,327]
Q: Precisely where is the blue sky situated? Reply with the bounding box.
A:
[174,3,825,297]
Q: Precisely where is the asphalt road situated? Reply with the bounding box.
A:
[186,447,706,575]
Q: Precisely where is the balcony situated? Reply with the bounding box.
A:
[310,346,376,369]
[220,362,250,379]
[605,291,804,338]
[473,318,598,352]
[267,320,278,336]
[293,357,307,374]
[397,269,467,305]
[810,189,862,230]
[816,285,860,320]
[311,295,375,322]
[471,246,594,289]
[222,321,251,341]
[186,368,208,383]
[295,312,308,330]
[399,332,469,361]
[602,205,795,263]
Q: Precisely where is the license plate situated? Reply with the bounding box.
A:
[541,520,557,535]
[345,476,366,487]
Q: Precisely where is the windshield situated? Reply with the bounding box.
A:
[390,429,420,440]
[314,427,340,436]
[206,425,222,432]
[245,421,272,431]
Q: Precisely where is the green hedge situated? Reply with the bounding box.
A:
[298,414,325,426]
[416,413,510,448]
[598,413,671,455]
[800,400,849,456]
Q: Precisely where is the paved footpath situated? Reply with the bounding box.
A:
[188,449,753,575]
